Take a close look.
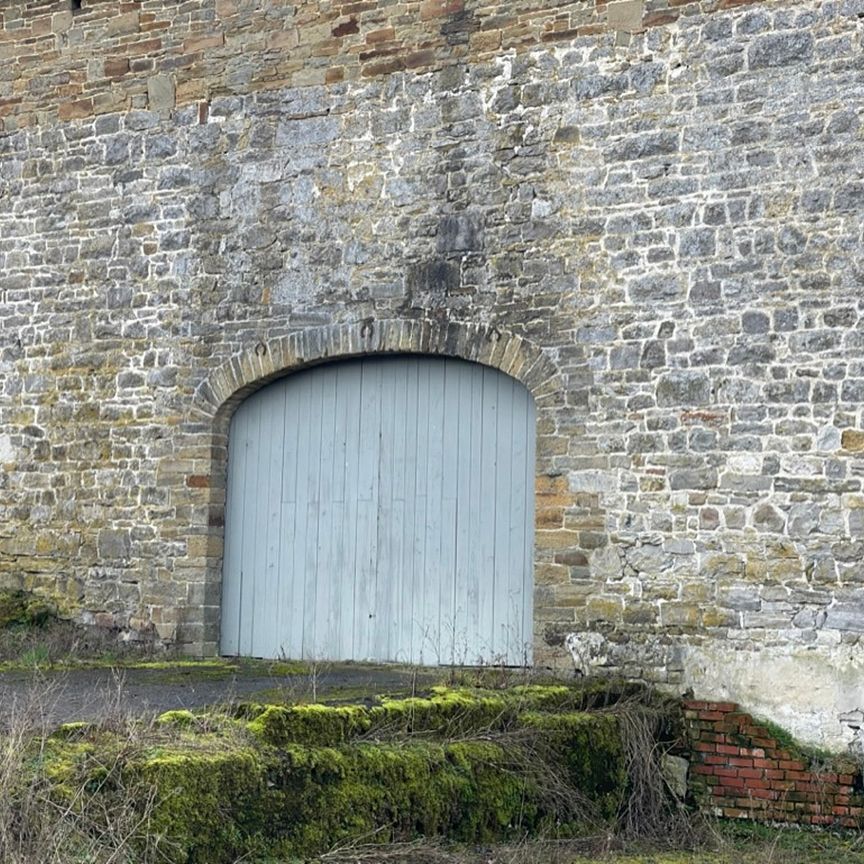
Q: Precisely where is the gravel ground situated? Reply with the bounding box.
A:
[0,661,444,726]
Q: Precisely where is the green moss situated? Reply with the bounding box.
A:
[0,657,241,675]
[247,702,373,746]
[19,682,649,864]
[48,717,627,862]
[77,737,557,863]
[156,710,198,728]
[747,717,834,764]
[374,688,516,735]
[245,687,548,746]
[250,659,311,677]
[243,685,649,754]
[111,659,240,683]
[520,711,628,820]
[119,659,235,671]
[49,721,92,740]
[0,589,58,629]
[36,738,113,806]
[134,747,271,864]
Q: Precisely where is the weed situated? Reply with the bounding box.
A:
[0,677,166,863]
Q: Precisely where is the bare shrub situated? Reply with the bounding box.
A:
[0,675,168,864]
[319,836,603,863]
[610,693,698,847]
[0,615,168,667]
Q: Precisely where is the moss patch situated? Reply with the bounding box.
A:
[129,737,581,863]
[242,682,653,748]
[136,747,270,863]
[0,589,57,629]
[521,711,627,820]
[30,683,645,864]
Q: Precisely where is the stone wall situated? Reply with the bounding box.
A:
[1,0,759,130]
[1,0,862,749]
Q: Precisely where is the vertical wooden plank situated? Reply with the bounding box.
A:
[238,394,264,656]
[387,361,408,662]
[353,360,381,661]
[522,392,537,665]
[504,380,528,664]
[491,375,515,663]
[461,362,484,666]
[279,373,305,659]
[409,360,431,664]
[476,367,499,663]
[371,360,396,661]
[326,364,349,660]
[220,403,247,655]
[301,371,324,660]
[233,397,253,657]
[397,358,420,664]
[439,359,461,666]
[287,374,312,659]
[311,365,339,659]
[418,359,445,664]
[493,375,514,662]
[451,361,473,665]
[255,384,287,658]
[337,362,363,660]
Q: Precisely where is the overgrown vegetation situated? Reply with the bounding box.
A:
[0,669,860,863]
[0,672,691,864]
[0,592,858,863]
[0,589,161,668]
[0,680,166,863]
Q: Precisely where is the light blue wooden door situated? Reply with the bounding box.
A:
[221,356,536,666]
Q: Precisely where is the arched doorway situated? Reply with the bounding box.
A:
[221,354,536,666]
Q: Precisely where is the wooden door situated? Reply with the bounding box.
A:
[221,355,535,666]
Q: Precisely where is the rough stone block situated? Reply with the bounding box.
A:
[669,469,718,491]
[825,602,864,633]
[752,503,784,533]
[148,75,176,113]
[436,214,484,253]
[748,32,814,69]
[842,430,864,452]
[657,372,712,407]
[97,529,132,561]
[607,1,645,33]
[568,470,617,493]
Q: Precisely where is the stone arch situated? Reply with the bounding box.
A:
[192,318,562,429]
[181,318,587,659]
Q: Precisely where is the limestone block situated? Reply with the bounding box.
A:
[97,529,132,561]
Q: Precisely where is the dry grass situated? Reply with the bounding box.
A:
[318,836,608,863]
[313,823,864,864]
[0,617,166,667]
[0,674,171,864]
[0,664,858,864]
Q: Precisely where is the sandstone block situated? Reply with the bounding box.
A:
[842,430,864,452]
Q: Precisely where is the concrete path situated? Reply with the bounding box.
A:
[0,662,445,728]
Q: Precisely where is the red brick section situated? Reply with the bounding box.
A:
[684,700,864,828]
[0,0,764,130]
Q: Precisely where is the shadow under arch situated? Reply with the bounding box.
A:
[182,318,575,657]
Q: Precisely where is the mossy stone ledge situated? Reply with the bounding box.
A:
[37,684,643,863]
